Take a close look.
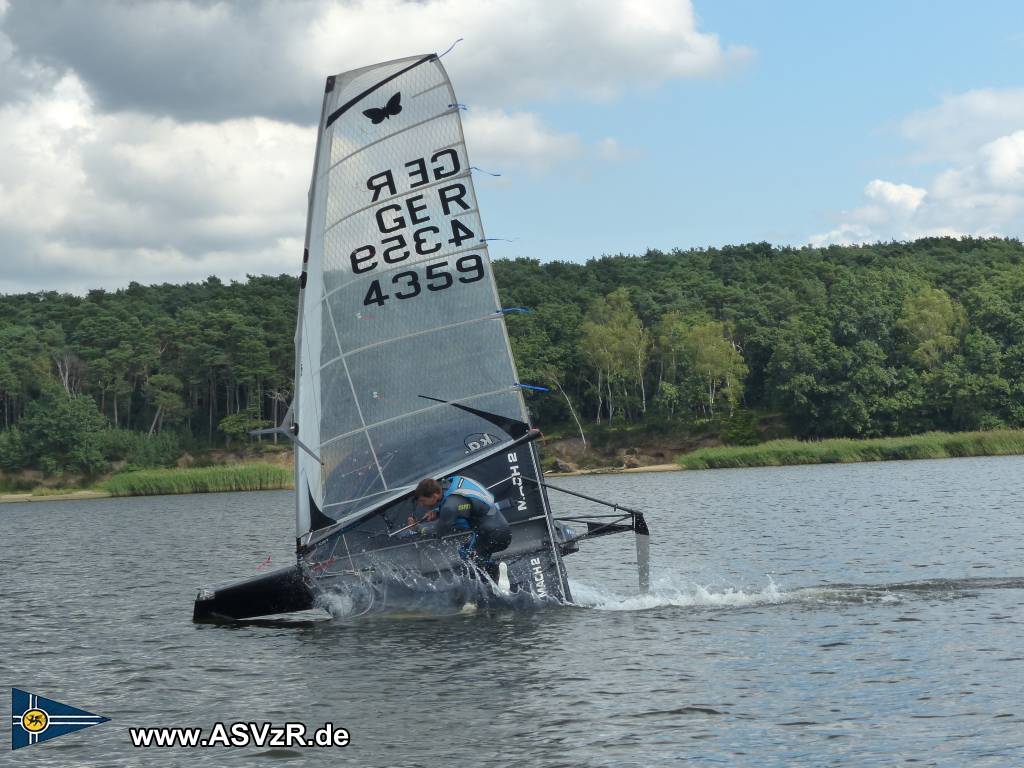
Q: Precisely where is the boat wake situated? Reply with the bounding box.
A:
[570,577,787,612]
[570,575,1024,612]
[237,575,1024,622]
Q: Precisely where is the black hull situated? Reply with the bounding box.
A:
[192,564,315,623]
[310,552,565,616]
[192,544,567,623]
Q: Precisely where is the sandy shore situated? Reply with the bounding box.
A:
[0,490,111,504]
[547,463,681,477]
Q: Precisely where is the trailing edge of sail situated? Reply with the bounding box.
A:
[294,54,528,538]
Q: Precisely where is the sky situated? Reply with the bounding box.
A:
[1,0,1022,294]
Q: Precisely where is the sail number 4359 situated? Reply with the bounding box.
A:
[362,255,484,306]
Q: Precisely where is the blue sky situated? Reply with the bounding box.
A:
[478,1,1024,263]
[0,0,1022,293]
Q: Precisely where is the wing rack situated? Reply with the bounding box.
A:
[522,476,651,592]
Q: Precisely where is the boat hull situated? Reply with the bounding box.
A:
[310,540,568,615]
[192,541,568,623]
[192,564,314,623]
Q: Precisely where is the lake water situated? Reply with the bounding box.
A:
[2,456,1023,766]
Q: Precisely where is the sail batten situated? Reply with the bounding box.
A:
[321,312,499,362]
[321,234,482,299]
[322,167,473,236]
[327,115,464,176]
[317,385,520,452]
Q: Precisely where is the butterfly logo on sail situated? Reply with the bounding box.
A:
[363,92,402,124]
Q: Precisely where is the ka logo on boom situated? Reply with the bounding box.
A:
[464,433,498,454]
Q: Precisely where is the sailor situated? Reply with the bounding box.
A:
[412,476,511,564]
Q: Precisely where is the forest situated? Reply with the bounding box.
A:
[1,237,1022,476]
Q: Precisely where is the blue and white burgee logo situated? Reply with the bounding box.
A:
[11,688,109,750]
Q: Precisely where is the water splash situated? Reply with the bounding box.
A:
[569,576,787,612]
[570,575,1024,613]
[316,590,360,618]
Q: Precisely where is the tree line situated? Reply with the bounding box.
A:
[1,237,1022,475]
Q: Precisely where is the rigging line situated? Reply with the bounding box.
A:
[511,513,554,525]
[317,385,519,452]
[326,112,463,175]
[318,534,343,572]
[321,229,485,300]
[438,38,464,58]
[322,486,400,512]
[522,475,647,517]
[339,526,357,575]
[469,166,501,176]
[486,473,515,490]
[323,169,474,236]
[323,293,389,491]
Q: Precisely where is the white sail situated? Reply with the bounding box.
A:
[295,54,527,536]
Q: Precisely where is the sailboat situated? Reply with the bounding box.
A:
[193,53,649,622]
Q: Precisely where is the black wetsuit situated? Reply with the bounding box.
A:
[424,492,511,561]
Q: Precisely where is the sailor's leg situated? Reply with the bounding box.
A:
[473,532,508,582]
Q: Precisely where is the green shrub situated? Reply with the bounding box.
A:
[0,427,26,471]
[16,387,108,476]
[0,474,35,493]
[677,429,1024,470]
[98,429,182,469]
[102,464,293,496]
[722,410,762,446]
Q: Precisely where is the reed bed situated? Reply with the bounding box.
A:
[677,430,1024,470]
[103,464,294,497]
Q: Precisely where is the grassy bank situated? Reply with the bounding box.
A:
[102,464,294,497]
[677,429,1024,470]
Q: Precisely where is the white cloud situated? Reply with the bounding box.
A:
[460,113,637,176]
[463,108,581,173]
[0,71,312,293]
[596,137,636,162]
[306,0,752,106]
[899,88,1024,163]
[0,1,748,292]
[810,89,1024,247]
[807,224,872,248]
[6,238,304,296]
[979,130,1024,190]
[5,0,748,121]
[864,179,926,212]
